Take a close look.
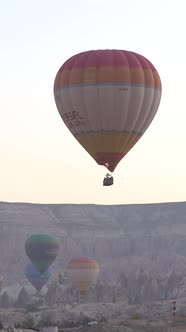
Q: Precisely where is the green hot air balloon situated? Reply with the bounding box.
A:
[25,234,60,273]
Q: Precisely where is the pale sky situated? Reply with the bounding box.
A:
[0,0,186,205]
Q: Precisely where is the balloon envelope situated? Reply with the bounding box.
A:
[66,257,100,293]
[25,263,51,291]
[54,49,162,172]
[25,234,60,273]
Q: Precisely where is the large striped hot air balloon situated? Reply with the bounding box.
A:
[54,49,162,177]
[65,257,100,294]
[25,234,60,273]
[25,263,51,292]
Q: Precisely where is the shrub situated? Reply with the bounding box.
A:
[131,313,142,320]
[99,316,107,323]
[25,303,40,312]
[38,311,56,327]
[21,316,35,329]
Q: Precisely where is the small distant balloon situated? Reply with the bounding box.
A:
[25,263,51,292]
[66,257,100,294]
[25,234,60,273]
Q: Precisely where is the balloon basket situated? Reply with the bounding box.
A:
[103,173,114,186]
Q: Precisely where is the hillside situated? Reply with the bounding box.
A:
[0,201,186,286]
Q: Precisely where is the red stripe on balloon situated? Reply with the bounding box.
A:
[61,50,157,71]
[95,152,125,172]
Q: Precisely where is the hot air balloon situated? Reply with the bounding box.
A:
[25,234,60,273]
[54,49,162,185]
[65,257,100,294]
[25,263,51,292]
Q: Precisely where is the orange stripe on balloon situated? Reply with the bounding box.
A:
[75,132,142,171]
[55,67,161,89]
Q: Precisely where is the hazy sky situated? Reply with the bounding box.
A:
[0,0,186,205]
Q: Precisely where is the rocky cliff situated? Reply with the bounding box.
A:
[0,201,186,285]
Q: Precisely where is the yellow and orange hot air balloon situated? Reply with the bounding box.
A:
[54,49,162,175]
[65,257,100,294]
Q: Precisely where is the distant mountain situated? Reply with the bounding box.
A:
[0,201,186,285]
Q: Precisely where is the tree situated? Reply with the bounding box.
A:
[165,272,184,299]
[117,272,128,288]
[38,311,56,327]
[21,316,35,329]
[126,273,137,304]
[58,272,65,285]
[95,281,104,302]
[15,287,30,308]
[1,291,11,308]
[45,284,58,306]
